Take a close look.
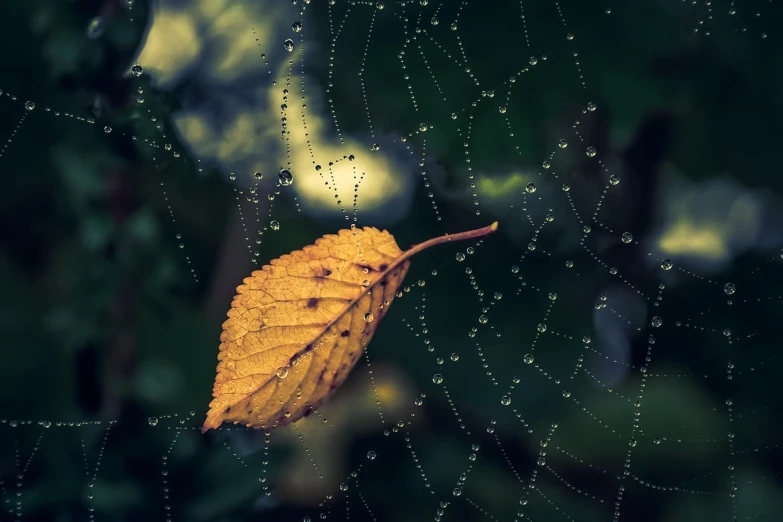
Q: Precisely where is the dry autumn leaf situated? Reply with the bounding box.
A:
[202,222,499,432]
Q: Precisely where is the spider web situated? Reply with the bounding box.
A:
[1,0,782,521]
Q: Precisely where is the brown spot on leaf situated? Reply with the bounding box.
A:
[322,268,332,276]
[307,297,319,308]
[341,330,350,337]
[379,263,388,271]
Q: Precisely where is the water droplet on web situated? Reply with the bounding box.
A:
[609,174,620,185]
[375,1,384,9]
[292,21,302,32]
[500,396,511,406]
[24,101,35,111]
[432,374,443,384]
[621,232,633,243]
[104,126,112,133]
[364,312,374,322]
[524,354,534,364]
[148,417,159,426]
[542,161,551,169]
[562,390,571,398]
[254,172,263,180]
[587,101,597,111]
[367,451,377,460]
[339,483,348,491]
[270,220,280,231]
[529,56,538,65]
[86,17,104,39]
[558,139,568,148]
[724,283,736,295]
[525,182,536,193]
[450,353,459,362]
[479,315,488,324]
[431,16,439,25]
[419,122,428,132]
[276,367,288,378]
[511,265,520,273]
[494,292,502,300]
[537,323,547,333]
[651,316,663,327]
[586,146,597,157]
[279,169,293,186]
[453,487,462,496]
[456,252,466,262]
[283,39,294,52]
[661,259,673,270]
[131,64,143,77]
[723,329,732,337]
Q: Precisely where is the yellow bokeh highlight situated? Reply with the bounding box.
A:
[477,172,530,200]
[134,10,202,86]
[658,222,727,259]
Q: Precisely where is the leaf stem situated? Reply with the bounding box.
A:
[403,222,499,260]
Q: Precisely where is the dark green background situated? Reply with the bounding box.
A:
[1,0,782,521]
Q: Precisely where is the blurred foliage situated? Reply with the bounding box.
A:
[1,0,783,521]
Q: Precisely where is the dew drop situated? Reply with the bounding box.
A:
[278,169,293,186]
[86,17,105,39]
[148,417,159,426]
[131,64,143,77]
[523,354,534,364]
[283,39,295,52]
[364,312,374,322]
[276,367,289,378]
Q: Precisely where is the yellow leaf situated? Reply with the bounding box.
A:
[202,222,499,432]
